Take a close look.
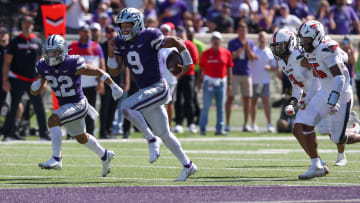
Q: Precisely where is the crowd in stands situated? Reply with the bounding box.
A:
[0,0,359,140]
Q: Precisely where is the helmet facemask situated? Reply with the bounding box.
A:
[117,22,135,41]
[270,41,291,60]
[44,47,66,66]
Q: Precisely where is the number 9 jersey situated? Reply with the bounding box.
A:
[114,28,166,89]
[36,55,85,106]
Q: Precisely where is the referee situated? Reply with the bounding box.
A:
[2,16,49,141]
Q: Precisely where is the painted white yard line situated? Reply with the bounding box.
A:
[2,162,360,174]
[0,136,332,145]
[249,199,360,203]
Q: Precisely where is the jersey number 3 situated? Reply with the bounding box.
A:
[127,51,144,74]
[45,75,75,97]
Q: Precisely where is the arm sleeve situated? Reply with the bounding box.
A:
[76,56,86,70]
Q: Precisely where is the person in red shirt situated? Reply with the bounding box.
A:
[173,26,199,134]
[197,31,233,135]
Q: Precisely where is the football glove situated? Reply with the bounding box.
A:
[284,105,295,116]
[299,100,306,110]
[31,79,41,91]
[110,83,123,100]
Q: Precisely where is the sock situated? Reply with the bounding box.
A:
[311,158,322,168]
[84,135,106,159]
[184,161,192,168]
[123,108,155,141]
[50,126,62,158]
[338,152,345,159]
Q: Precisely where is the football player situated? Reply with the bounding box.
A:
[107,8,197,181]
[31,35,123,177]
[296,20,360,179]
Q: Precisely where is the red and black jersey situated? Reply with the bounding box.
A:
[7,33,42,81]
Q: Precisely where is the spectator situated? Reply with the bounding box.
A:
[68,25,106,136]
[226,22,258,132]
[184,0,198,13]
[197,31,233,135]
[230,0,258,29]
[119,0,146,10]
[144,16,159,28]
[158,0,191,27]
[340,36,358,84]
[100,25,130,139]
[193,13,208,33]
[354,41,360,105]
[159,22,178,130]
[2,16,49,141]
[91,3,112,25]
[65,0,89,34]
[209,2,234,33]
[144,0,157,20]
[250,32,276,133]
[205,0,222,22]
[253,0,275,32]
[0,27,9,117]
[273,3,302,33]
[237,3,259,33]
[90,22,102,42]
[187,26,206,125]
[329,0,360,34]
[288,0,312,21]
[308,0,323,16]
[198,0,212,18]
[173,26,199,134]
[98,12,111,32]
[315,0,333,34]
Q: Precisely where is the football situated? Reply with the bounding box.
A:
[166,51,183,75]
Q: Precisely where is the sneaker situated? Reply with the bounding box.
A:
[174,125,184,133]
[102,150,115,177]
[148,137,162,163]
[225,125,230,132]
[175,161,198,181]
[40,135,51,141]
[298,166,326,179]
[188,124,198,134]
[243,125,252,132]
[38,157,62,170]
[200,130,206,136]
[335,153,347,166]
[215,130,227,136]
[252,124,259,132]
[267,124,275,133]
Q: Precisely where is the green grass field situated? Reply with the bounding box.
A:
[1,108,360,189]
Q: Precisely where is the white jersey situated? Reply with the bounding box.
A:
[159,48,178,86]
[304,37,352,103]
[277,48,312,100]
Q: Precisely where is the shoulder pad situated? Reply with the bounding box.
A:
[289,49,304,63]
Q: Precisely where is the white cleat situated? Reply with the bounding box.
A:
[38,157,62,170]
[102,150,115,177]
[174,125,184,133]
[148,137,162,163]
[335,153,347,166]
[298,166,327,180]
[175,162,198,181]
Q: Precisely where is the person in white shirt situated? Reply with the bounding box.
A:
[65,0,89,34]
[250,31,276,132]
[273,3,302,33]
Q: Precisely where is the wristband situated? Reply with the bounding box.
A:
[107,56,118,69]
[100,72,110,82]
[327,90,340,106]
[180,49,193,66]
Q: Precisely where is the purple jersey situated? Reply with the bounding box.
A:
[114,28,166,89]
[36,55,85,106]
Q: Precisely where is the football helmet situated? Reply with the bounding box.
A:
[44,35,67,66]
[297,20,325,53]
[270,28,297,60]
[116,8,144,41]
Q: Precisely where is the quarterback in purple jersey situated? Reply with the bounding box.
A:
[107,8,197,181]
[31,35,123,177]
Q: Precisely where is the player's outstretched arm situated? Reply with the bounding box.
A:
[162,36,193,76]
[76,64,123,100]
[30,74,46,96]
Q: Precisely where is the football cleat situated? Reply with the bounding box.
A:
[335,153,347,166]
[38,157,62,170]
[148,137,162,163]
[175,162,198,181]
[102,150,115,177]
[188,124,198,134]
[174,125,184,134]
[298,166,327,179]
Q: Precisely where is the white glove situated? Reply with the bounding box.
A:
[284,105,295,116]
[328,103,340,115]
[299,100,306,110]
[110,83,123,100]
[31,79,41,91]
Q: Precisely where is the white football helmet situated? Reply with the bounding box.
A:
[44,35,67,66]
[297,20,325,53]
[116,8,144,41]
[270,28,297,60]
